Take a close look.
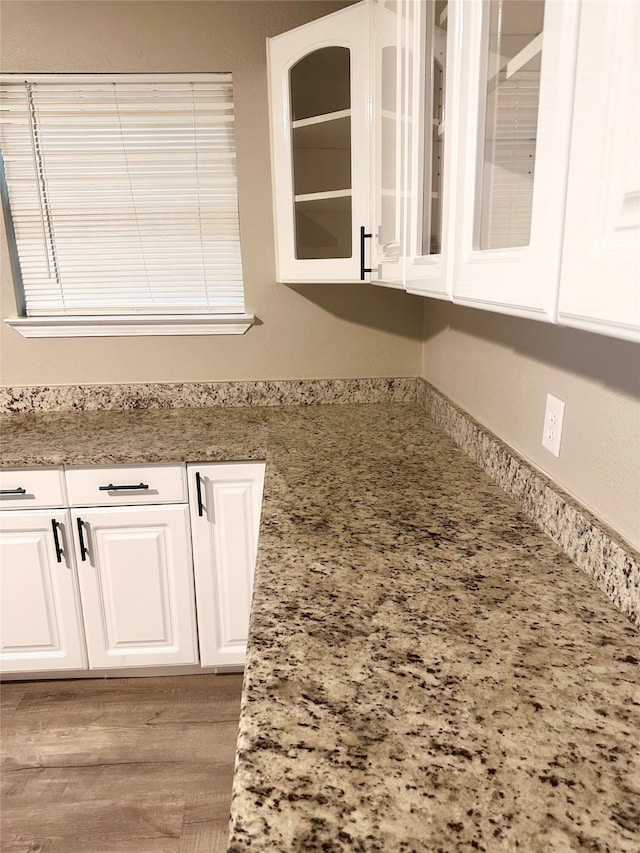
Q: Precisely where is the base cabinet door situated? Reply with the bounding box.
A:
[73,504,198,669]
[0,509,86,674]
[188,463,265,667]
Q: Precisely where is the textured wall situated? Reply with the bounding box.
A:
[422,301,640,550]
[0,0,424,385]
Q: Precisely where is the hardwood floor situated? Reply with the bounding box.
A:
[0,674,244,853]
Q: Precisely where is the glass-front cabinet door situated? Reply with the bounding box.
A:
[268,2,370,283]
[403,0,462,298]
[451,0,579,320]
[369,0,404,288]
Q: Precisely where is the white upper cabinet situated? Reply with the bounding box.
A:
[268,1,371,283]
[451,0,579,320]
[268,0,635,341]
[557,0,640,342]
[403,0,463,298]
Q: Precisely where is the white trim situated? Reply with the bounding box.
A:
[0,73,231,85]
[5,314,255,338]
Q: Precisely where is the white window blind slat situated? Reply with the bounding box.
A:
[0,74,246,316]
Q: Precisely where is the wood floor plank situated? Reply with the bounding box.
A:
[178,793,232,853]
[1,674,242,853]
[1,798,184,853]
[2,761,235,802]
[2,719,240,770]
[0,683,28,713]
[13,674,244,727]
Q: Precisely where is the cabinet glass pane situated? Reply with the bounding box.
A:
[290,47,350,121]
[421,1,448,255]
[294,196,352,259]
[476,0,544,250]
[292,116,351,196]
[290,47,352,260]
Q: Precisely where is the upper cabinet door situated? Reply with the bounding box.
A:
[369,0,405,288]
[268,2,371,283]
[403,0,463,298]
[557,1,640,343]
[451,0,579,320]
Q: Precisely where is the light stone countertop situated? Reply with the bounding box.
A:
[1,403,638,852]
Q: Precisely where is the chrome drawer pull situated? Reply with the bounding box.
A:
[98,482,149,491]
[0,487,26,495]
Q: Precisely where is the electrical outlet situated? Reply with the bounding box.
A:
[542,394,565,457]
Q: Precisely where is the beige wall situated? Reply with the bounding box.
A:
[0,0,424,385]
[422,302,640,550]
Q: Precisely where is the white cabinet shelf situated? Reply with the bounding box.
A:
[291,108,351,129]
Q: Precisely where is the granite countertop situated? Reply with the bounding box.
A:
[1,403,639,852]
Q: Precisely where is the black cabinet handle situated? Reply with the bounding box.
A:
[51,519,64,563]
[76,517,89,562]
[98,483,149,491]
[360,225,372,281]
[195,471,205,518]
[0,487,26,495]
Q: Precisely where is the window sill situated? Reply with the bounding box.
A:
[5,314,255,338]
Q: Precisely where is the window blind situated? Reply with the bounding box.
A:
[0,74,245,316]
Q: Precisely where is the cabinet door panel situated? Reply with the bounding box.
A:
[74,504,197,669]
[451,0,579,319]
[404,0,462,298]
[370,0,405,288]
[268,2,370,282]
[0,510,86,673]
[557,0,640,342]
[188,463,265,667]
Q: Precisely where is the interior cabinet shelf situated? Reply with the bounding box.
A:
[295,189,352,202]
[291,109,351,129]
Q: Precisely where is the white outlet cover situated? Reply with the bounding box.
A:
[542,393,566,457]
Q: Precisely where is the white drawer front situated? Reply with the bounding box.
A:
[0,467,67,510]
[65,464,186,507]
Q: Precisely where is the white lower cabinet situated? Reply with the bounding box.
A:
[0,462,266,678]
[73,504,198,669]
[0,509,86,673]
[188,463,265,667]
